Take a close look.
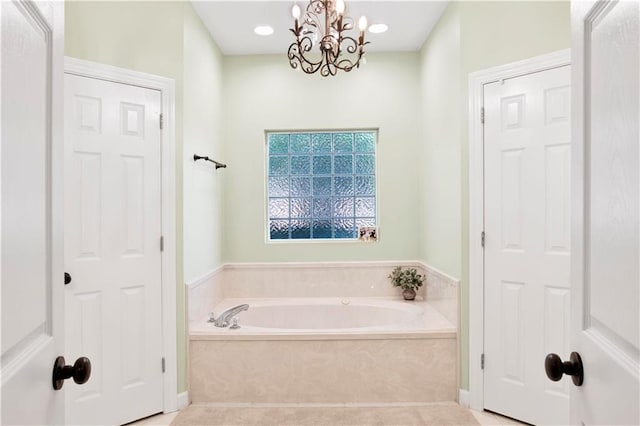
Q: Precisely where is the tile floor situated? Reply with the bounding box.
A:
[129,403,525,426]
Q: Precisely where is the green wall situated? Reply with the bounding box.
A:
[183,4,224,279]
[222,53,422,263]
[65,0,570,398]
[66,1,225,394]
[419,1,570,390]
[419,2,462,279]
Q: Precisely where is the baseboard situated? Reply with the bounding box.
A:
[458,389,470,408]
[177,391,190,410]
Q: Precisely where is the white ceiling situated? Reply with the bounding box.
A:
[191,1,449,55]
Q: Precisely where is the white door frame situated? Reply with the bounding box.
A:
[467,49,571,411]
[63,57,178,413]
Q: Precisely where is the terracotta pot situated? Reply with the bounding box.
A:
[402,288,416,301]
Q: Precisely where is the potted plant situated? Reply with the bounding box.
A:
[388,266,424,301]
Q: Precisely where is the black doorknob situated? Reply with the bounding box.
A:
[64,272,72,285]
[545,351,584,386]
[52,356,91,390]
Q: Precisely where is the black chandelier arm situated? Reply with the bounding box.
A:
[331,45,367,72]
[289,34,317,61]
[298,34,315,54]
[335,57,358,72]
[340,35,360,54]
[288,39,323,74]
[320,52,339,77]
[325,35,366,67]
[290,38,366,75]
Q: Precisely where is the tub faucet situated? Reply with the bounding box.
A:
[209,304,249,328]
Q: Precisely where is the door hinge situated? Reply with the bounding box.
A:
[159,113,164,130]
[160,236,164,252]
[481,231,485,248]
[481,353,485,370]
[162,357,166,373]
[480,107,485,124]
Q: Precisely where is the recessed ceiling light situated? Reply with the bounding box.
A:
[368,23,388,34]
[254,25,274,36]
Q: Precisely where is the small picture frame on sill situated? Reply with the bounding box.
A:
[358,226,378,242]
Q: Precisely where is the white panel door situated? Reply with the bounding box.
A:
[1,1,66,424]
[64,73,164,425]
[571,0,639,424]
[484,65,571,425]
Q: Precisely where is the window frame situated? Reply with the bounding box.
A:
[264,128,380,243]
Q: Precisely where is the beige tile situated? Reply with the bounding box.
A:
[217,407,297,425]
[290,407,407,425]
[187,268,225,325]
[471,410,528,426]
[416,404,479,425]
[188,263,463,330]
[493,412,528,425]
[471,410,503,425]
[128,411,178,425]
[190,338,456,404]
[170,404,480,426]
[170,406,220,426]
[422,266,459,327]
[171,407,299,426]
[223,263,428,299]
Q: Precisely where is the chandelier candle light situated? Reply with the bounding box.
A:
[288,0,369,76]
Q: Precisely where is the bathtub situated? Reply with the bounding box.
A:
[190,297,455,338]
[189,297,457,404]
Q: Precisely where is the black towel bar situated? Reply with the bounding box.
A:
[194,154,227,170]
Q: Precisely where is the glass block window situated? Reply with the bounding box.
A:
[267,130,377,240]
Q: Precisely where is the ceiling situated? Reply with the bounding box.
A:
[191,1,449,55]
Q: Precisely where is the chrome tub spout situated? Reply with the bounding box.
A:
[209,304,249,328]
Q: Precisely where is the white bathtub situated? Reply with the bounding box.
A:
[190,297,455,338]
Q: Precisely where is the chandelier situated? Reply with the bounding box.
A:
[288,0,368,77]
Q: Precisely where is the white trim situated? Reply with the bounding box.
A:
[458,389,470,408]
[467,49,571,412]
[185,265,224,288]
[176,391,190,411]
[417,262,460,286]
[222,260,426,270]
[64,57,178,413]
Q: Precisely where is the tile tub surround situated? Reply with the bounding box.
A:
[422,264,459,327]
[186,262,460,405]
[186,266,225,323]
[187,261,459,327]
[222,262,428,299]
[189,336,456,404]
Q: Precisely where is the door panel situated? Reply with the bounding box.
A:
[588,0,638,350]
[64,74,164,425]
[484,65,571,425]
[571,1,639,424]
[1,1,64,424]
